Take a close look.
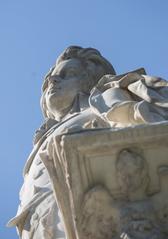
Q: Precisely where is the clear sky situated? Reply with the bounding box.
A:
[1,0,168,238]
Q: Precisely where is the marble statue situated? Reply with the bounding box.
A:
[8,46,168,239]
[8,46,115,238]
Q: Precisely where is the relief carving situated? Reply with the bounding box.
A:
[116,149,149,200]
[79,186,117,239]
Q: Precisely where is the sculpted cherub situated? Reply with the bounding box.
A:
[8,46,115,239]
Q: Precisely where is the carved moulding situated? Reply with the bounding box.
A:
[41,122,168,239]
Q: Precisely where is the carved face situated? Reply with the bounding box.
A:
[45,58,88,118]
[116,149,148,194]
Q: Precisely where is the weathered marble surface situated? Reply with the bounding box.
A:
[51,122,168,239]
[7,46,168,239]
[90,70,168,127]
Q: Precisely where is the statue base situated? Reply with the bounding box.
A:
[41,122,168,239]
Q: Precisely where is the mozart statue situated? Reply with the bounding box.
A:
[8,46,115,239]
[8,46,168,239]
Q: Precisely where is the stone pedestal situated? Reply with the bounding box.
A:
[41,122,168,239]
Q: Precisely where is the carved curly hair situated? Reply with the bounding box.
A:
[41,46,116,118]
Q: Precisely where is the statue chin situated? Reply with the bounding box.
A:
[46,94,74,120]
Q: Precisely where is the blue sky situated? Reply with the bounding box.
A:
[1,0,168,238]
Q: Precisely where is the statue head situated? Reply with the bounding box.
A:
[116,149,149,195]
[41,46,115,120]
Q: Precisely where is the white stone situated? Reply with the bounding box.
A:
[7,46,168,239]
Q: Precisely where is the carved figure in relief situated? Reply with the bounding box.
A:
[79,186,117,239]
[119,201,166,239]
[78,185,167,239]
[116,149,149,200]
